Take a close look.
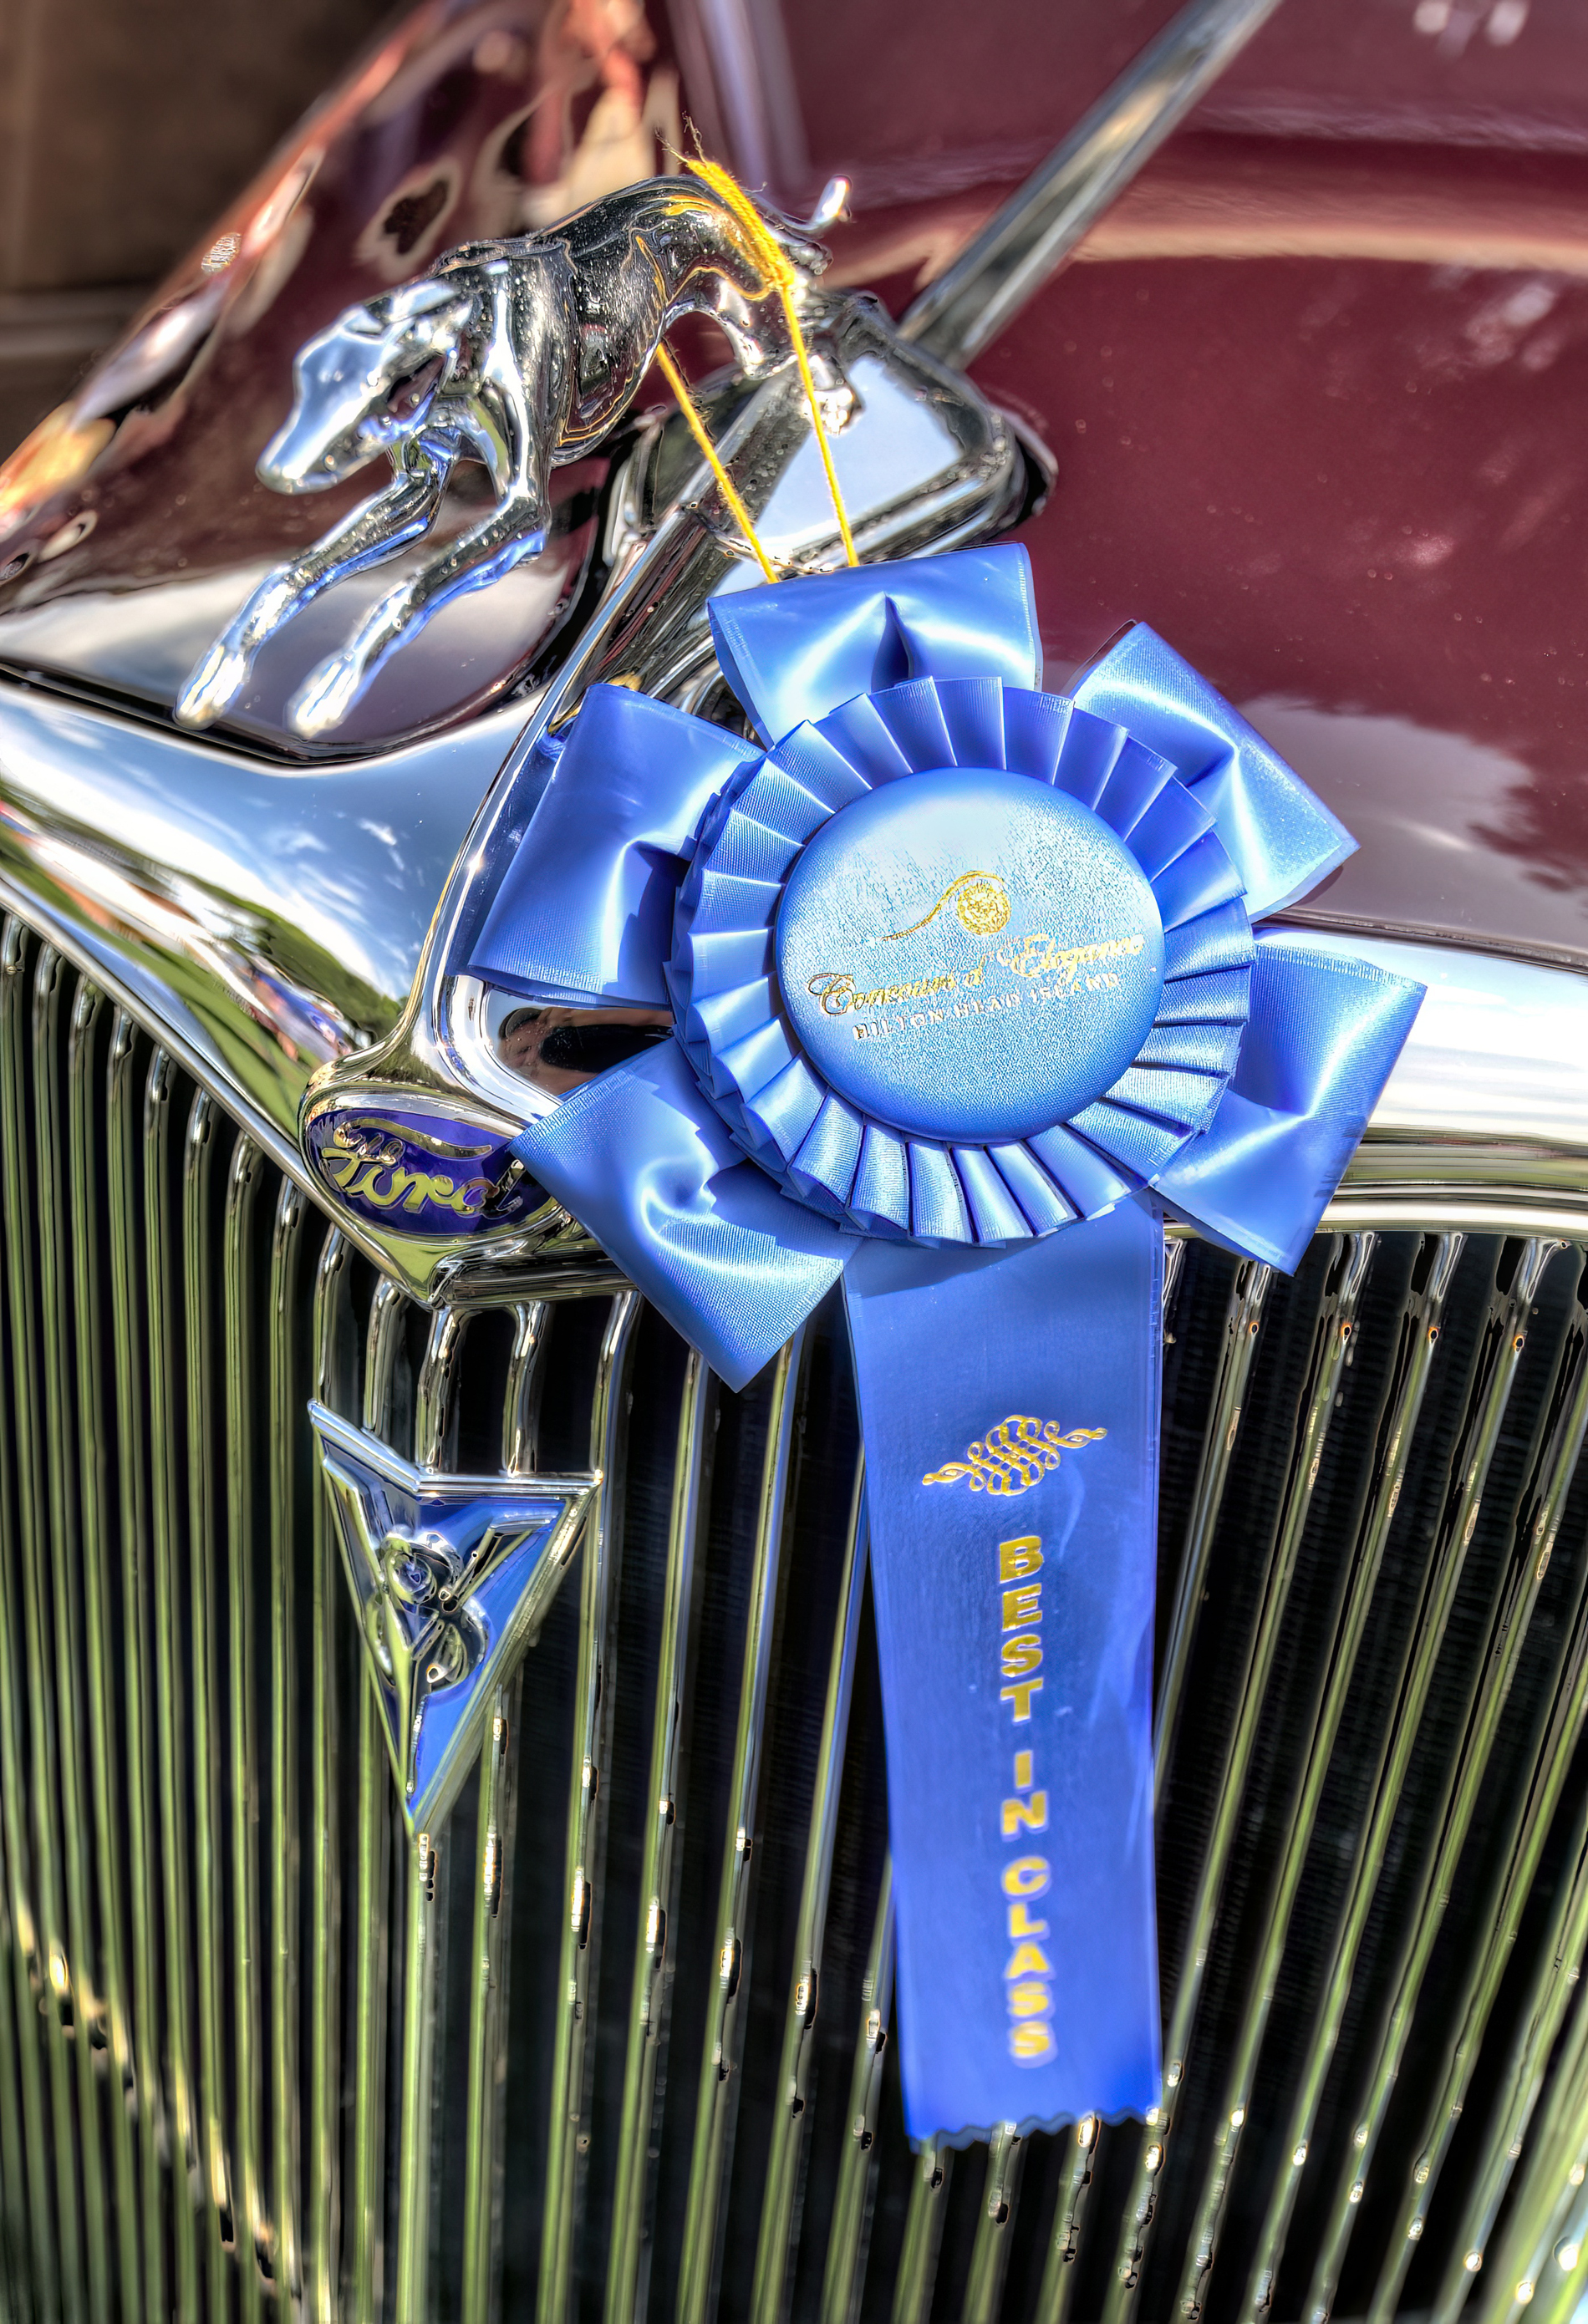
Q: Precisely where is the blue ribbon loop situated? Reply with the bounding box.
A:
[480,543,1424,2146]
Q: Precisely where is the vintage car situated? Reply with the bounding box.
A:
[0,0,1586,2317]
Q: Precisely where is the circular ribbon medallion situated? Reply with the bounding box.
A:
[776,770,1166,1143]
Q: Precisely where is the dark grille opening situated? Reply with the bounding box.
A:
[3,904,1588,2324]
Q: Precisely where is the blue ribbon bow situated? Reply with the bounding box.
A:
[469,545,1423,2144]
[474,547,1418,1380]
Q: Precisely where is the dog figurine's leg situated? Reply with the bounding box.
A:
[286,475,549,740]
[174,433,454,730]
[289,291,558,740]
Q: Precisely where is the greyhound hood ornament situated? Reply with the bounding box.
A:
[175,171,846,742]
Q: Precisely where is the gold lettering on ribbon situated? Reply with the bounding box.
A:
[922,1414,1107,1494]
[997,932,1144,987]
[806,969,958,1017]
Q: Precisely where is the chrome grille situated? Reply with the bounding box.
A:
[3,903,1588,2324]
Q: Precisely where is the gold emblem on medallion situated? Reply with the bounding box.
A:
[886,870,1011,942]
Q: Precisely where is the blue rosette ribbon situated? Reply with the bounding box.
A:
[469,546,1423,2146]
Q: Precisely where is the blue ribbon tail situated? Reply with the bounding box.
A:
[512,1040,850,1390]
[468,684,761,1006]
[844,1210,1163,2146]
[1071,625,1355,919]
[708,545,1042,745]
[1156,932,1424,1272]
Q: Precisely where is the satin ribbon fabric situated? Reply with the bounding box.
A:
[846,1207,1163,2143]
[466,543,1424,2145]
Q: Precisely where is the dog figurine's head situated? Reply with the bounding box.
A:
[259,276,471,491]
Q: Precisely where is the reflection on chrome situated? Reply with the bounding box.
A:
[174,175,844,741]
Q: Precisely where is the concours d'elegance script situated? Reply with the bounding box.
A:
[400,546,1426,2146]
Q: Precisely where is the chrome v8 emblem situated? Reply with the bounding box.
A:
[311,1403,598,1836]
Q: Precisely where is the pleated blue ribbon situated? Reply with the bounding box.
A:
[468,544,1423,2144]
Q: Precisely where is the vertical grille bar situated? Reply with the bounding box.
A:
[0,919,41,2323]
[69,976,141,2321]
[107,1006,166,2324]
[965,2123,1027,2323]
[1304,1238,1563,2324]
[461,1680,522,2324]
[225,1135,268,2324]
[1473,1976,1588,2321]
[33,945,110,2322]
[1154,1259,1271,1793]
[185,1091,233,2318]
[606,1346,713,2324]
[678,1325,807,2324]
[540,1289,639,2324]
[1109,1233,1378,2318]
[461,1298,548,2324]
[268,1180,308,2309]
[146,1046,201,2321]
[1440,1837,1588,2324]
[349,1274,405,2324]
[308,1225,351,2324]
[1177,1233,1465,2320]
[394,1304,469,2318]
[751,1453,870,2322]
[1246,1239,1555,2316]
[892,2142,953,2322]
[819,1854,895,2324]
[1377,1283,1588,2317]
[2,920,82,2324]
[1036,2114,1103,2321]
[395,1833,444,2322]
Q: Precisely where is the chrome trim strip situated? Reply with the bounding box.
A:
[893,2143,953,2324]
[308,1224,352,2324]
[679,1327,807,2324]
[966,2122,1027,2321]
[186,1091,232,2317]
[69,974,141,2319]
[33,943,110,2321]
[1153,1257,1271,1794]
[1036,2114,1103,2324]
[460,1671,522,2324]
[0,920,76,2322]
[751,1453,871,2321]
[106,1001,166,2321]
[820,1855,896,2324]
[223,1134,268,2321]
[349,1269,406,2324]
[540,1290,639,2324]
[268,1178,309,2309]
[606,1346,713,2324]
[147,1044,202,2320]
[900,0,1288,366]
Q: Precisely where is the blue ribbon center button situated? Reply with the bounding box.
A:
[775,767,1167,1142]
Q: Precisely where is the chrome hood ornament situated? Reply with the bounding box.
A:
[175,174,843,742]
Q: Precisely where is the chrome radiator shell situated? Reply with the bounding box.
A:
[3,904,1588,2323]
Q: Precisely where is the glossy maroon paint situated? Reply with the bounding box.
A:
[6,0,1588,967]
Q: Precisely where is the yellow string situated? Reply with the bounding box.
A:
[655,343,778,582]
[685,154,859,568]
